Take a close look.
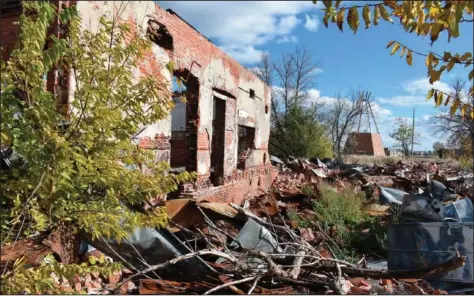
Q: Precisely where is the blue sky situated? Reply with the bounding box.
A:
[159,1,473,151]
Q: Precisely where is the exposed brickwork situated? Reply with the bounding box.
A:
[2,1,276,205]
[199,165,278,205]
[170,138,187,167]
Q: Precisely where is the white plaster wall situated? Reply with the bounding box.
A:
[198,56,271,176]
[74,1,173,139]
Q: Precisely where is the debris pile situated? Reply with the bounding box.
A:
[1,157,472,295]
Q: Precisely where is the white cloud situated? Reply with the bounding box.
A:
[304,14,319,31]
[311,68,324,74]
[403,77,452,95]
[219,45,265,65]
[159,1,320,64]
[377,95,433,107]
[276,35,298,44]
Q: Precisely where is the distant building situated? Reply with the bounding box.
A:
[343,132,386,156]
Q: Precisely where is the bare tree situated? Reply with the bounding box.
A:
[431,79,474,190]
[253,46,327,158]
[327,90,370,159]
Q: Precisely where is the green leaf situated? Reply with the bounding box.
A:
[335,0,342,8]
[362,5,371,29]
[378,4,393,23]
[322,1,332,8]
[390,43,400,55]
[347,6,360,33]
[469,69,473,81]
[374,5,380,25]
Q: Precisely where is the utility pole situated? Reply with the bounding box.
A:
[411,108,415,157]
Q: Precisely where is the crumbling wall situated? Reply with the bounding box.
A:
[1,0,276,204]
[149,6,274,204]
[75,1,173,163]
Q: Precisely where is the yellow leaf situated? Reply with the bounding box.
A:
[363,5,371,29]
[379,4,393,23]
[400,46,406,57]
[432,57,439,67]
[436,92,443,107]
[421,23,431,35]
[390,43,400,55]
[374,5,380,25]
[450,99,460,117]
[444,95,451,106]
[461,104,468,118]
[429,6,440,19]
[336,8,345,31]
[335,0,342,8]
[430,23,443,43]
[466,0,473,14]
[347,6,360,33]
[446,59,456,72]
[426,88,434,100]
[386,40,396,48]
[425,53,433,67]
[406,50,413,66]
[460,52,472,61]
[429,69,441,84]
[323,11,330,27]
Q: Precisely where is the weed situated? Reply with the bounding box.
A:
[301,184,316,197]
[313,183,388,262]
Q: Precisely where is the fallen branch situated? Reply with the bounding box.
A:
[272,275,341,294]
[318,253,466,279]
[118,250,237,287]
[289,249,306,279]
[204,276,257,295]
[247,276,260,295]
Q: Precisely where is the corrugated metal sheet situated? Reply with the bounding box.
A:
[388,222,473,283]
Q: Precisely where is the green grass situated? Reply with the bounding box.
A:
[287,183,388,262]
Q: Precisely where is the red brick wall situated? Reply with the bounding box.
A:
[0,14,21,62]
[344,132,386,156]
[170,139,187,167]
[181,164,279,205]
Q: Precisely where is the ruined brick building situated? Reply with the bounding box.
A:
[0,1,278,204]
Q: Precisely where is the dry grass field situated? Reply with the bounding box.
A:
[342,155,461,168]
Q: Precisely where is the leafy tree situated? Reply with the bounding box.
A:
[0,2,194,290]
[313,0,473,118]
[253,47,333,159]
[389,117,420,157]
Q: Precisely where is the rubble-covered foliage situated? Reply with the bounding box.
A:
[0,2,194,292]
